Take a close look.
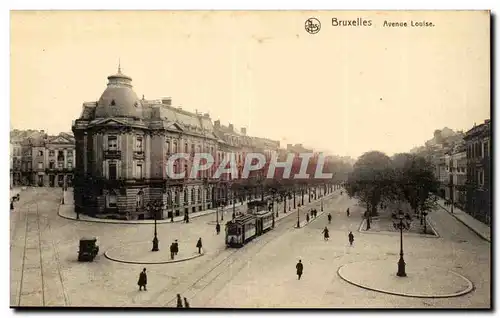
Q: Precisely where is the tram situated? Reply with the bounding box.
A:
[225,200,275,248]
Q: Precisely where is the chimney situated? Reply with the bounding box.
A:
[214,120,220,127]
[162,97,172,106]
[241,127,247,135]
[229,124,234,131]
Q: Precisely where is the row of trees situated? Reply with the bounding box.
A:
[345,151,439,231]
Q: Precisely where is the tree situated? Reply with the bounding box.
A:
[346,151,393,230]
[391,153,439,233]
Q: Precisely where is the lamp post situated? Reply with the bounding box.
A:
[296,207,300,228]
[148,201,160,252]
[392,209,411,277]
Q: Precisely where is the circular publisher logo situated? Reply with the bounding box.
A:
[305,18,321,34]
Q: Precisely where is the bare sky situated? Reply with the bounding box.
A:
[10,11,490,158]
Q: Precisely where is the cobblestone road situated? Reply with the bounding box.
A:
[10,188,490,308]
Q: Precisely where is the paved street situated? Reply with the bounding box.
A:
[9,187,490,308]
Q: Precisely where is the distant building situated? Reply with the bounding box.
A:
[444,141,467,209]
[464,119,491,225]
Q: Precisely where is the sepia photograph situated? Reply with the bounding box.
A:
[8,10,491,309]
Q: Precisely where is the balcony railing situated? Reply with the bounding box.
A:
[104,150,122,159]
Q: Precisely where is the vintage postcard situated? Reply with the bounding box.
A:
[9,10,490,309]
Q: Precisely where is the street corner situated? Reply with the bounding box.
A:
[104,241,205,265]
[337,259,474,298]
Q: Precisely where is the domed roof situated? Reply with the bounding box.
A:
[94,66,143,119]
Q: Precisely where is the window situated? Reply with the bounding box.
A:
[108,136,118,151]
[67,163,73,169]
[58,162,63,168]
[198,188,201,202]
[191,188,196,203]
[38,150,44,156]
[136,190,144,209]
[49,162,55,169]
[67,150,73,156]
[173,142,177,153]
[136,163,143,179]
[483,141,489,158]
[166,141,170,154]
[37,162,43,169]
[206,189,210,200]
[49,150,55,156]
[107,191,117,208]
[185,142,188,153]
[109,163,117,180]
[184,189,188,203]
[110,99,116,106]
[136,137,143,151]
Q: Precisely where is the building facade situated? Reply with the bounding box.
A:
[72,68,221,220]
[464,119,491,225]
[444,141,467,209]
[12,130,75,187]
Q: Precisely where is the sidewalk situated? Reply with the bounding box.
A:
[436,198,491,242]
[59,188,338,225]
[58,190,244,224]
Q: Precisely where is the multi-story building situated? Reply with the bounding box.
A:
[464,119,491,225]
[444,141,467,209]
[72,67,220,220]
[13,130,76,187]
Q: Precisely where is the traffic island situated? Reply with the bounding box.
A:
[337,259,474,298]
[104,241,204,265]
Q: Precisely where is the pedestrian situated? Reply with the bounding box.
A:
[185,213,190,223]
[348,231,354,246]
[10,200,14,210]
[340,191,343,196]
[170,242,175,260]
[174,239,179,255]
[176,294,183,308]
[322,227,329,241]
[183,297,190,308]
[346,208,350,217]
[216,222,221,235]
[327,213,332,224]
[296,260,303,280]
[137,268,147,291]
[306,213,310,223]
[196,238,203,254]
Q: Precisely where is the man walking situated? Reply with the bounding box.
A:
[174,239,179,255]
[346,208,350,217]
[216,222,221,235]
[196,237,203,254]
[322,227,330,241]
[137,268,147,291]
[348,231,354,246]
[296,260,303,280]
[327,213,332,224]
[170,242,175,260]
[176,294,183,308]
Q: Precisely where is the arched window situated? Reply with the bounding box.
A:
[184,188,188,203]
[175,191,180,205]
[107,190,117,208]
[197,188,201,202]
[167,191,172,207]
[206,187,210,200]
[191,188,196,204]
[136,190,144,210]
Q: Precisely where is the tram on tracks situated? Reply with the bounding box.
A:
[225,200,275,248]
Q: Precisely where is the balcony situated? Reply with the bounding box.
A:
[133,151,145,160]
[104,150,122,160]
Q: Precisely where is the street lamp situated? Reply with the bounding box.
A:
[392,209,412,277]
[296,207,300,228]
[148,201,161,252]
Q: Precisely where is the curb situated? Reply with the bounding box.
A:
[104,250,204,265]
[437,203,491,243]
[357,218,440,239]
[337,263,474,299]
[57,204,243,225]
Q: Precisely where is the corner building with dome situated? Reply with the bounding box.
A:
[72,67,222,220]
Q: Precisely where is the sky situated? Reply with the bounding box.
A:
[10,11,490,158]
